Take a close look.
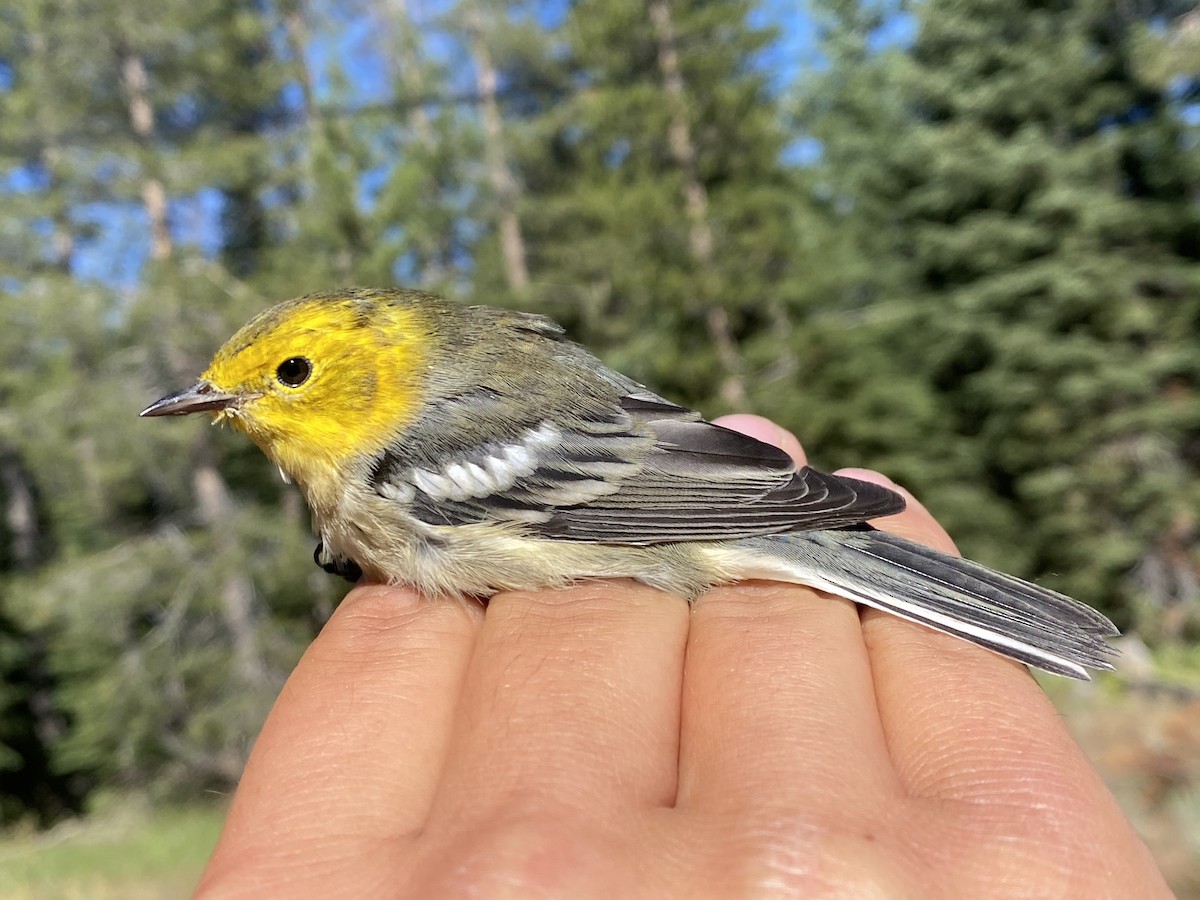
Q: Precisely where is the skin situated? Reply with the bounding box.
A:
[194,416,1169,899]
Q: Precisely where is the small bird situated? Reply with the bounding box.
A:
[142,287,1119,679]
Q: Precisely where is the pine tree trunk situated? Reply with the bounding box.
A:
[193,458,268,686]
[648,0,748,408]
[1,449,41,570]
[463,0,530,295]
[118,50,172,261]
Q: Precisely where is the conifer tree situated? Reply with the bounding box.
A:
[470,0,818,417]
[0,0,324,814]
[803,0,1200,631]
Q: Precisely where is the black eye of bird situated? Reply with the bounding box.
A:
[276,357,312,387]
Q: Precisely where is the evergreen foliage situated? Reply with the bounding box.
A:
[800,0,1200,633]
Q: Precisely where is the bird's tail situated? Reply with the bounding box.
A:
[734,529,1120,680]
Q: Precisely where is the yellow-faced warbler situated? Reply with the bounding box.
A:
[142,288,1118,679]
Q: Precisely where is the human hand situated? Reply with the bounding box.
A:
[195,416,1168,898]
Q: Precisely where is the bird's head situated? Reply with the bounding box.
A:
[142,289,431,491]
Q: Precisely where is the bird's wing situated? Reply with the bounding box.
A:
[370,391,905,544]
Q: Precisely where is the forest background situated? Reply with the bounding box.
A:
[1,0,1199,894]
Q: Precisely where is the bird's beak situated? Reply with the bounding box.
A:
[140,382,243,417]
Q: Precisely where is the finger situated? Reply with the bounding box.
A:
[198,586,481,891]
[678,424,896,815]
[850,479,1161,892]
[835,469,958,554]
[677,579,898,816]
[838,470,1100,803]
[425,580,689,828]
[713,414,807,466]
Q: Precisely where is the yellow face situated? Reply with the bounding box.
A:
[146,292,430,491]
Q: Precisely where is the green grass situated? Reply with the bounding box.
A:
[0,800,225,900]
